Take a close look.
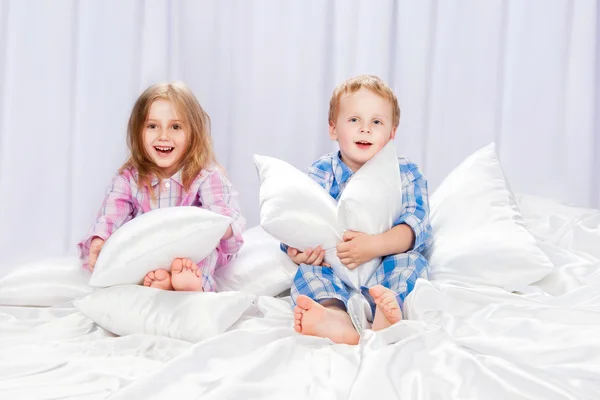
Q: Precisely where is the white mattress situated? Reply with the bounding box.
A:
[1,193,599,400]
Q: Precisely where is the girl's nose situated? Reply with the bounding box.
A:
[158,128,169,140]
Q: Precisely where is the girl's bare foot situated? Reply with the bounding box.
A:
[370,285,402,331]
[171,258,204,292]
[293,295,359,345]
[143,269,173,290]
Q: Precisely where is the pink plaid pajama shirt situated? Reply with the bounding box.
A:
[77,166,246,292]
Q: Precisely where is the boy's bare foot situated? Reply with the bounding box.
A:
[171,258,204,292]
[293,295,359,345]
[370,285,402,331]
[143,269,173,290]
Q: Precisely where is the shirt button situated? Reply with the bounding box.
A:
[165,182,171,188]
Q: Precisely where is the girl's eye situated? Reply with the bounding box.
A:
[148,123,157,129]
[171,124,182,130]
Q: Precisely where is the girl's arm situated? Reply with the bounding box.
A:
[77,174,135,269]
[198,168,246,261]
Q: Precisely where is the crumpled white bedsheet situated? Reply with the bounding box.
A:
[1,193,599,400]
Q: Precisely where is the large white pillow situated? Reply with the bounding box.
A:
[75,285,254,343]
[214,225,298,296]
[426,143,553,288]
[254,142,402,290]
[90,206,231,287]
[0,256,93,307]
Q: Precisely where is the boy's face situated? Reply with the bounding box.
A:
[329,88,397,172]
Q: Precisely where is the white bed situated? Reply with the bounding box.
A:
[1,192,599,400]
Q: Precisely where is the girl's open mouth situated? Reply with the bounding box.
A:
[154,146,174,156]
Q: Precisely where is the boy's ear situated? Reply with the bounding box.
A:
[390,126,398,140]
[328,121,337,140]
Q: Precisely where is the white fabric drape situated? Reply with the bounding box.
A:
[0,0,598,272]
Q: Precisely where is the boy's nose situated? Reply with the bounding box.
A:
[360,126,371,134]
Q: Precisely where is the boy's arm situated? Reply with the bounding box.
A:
[371,224,416,258]
[373,161,433,257]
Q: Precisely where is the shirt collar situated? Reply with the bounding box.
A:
[332,151,354,184]
[150,169,184,187]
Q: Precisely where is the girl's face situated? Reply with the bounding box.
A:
[143,100,188,178]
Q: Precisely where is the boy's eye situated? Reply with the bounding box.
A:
[373,120,382,125]
[349,117,358,123]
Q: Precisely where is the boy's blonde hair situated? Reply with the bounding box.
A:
[120,81,216,195]
[328,74,400,127]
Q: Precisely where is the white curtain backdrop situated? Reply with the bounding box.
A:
[0,0,598,272]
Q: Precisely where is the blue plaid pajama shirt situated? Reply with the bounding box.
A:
[282,151,433,316]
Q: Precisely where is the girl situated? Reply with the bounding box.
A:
[77,81,245,292]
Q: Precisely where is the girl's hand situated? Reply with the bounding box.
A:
[221,226,233,241]
[336,231,377,270]
[87,237,105,271]
[287,246,330,267]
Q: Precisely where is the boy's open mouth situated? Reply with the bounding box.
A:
[355,140,372,149]
[154,146,174,155]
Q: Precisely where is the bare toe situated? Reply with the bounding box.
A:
[369,285,386,300]
[171,258,184,273]
[143,271,155,287]
[143,269,173,290]
[154,269,170,281]
[293,306,304,333]
[371,285,402,331]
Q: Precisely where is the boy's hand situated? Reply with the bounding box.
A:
[287,246,330,267]
[336,231,377,270]
[87,237,105,271]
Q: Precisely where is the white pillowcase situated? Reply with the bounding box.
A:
[426,143,553,288]
[0,256,93,307]
[254,142,402,290]
[75,285,254,343]
[90,206,231,287]
[214,225,298,296]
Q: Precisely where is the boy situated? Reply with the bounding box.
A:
[282,75,432,345]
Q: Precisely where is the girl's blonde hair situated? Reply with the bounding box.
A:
[328,74,401,127]
[119,81,216,195]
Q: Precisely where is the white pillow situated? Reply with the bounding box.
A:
[75,285,254,343]
[214,225,298,296]
[425,143,553,288]
[0,256,93,307]
[90,206,231,287]
[254,142,402,290]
